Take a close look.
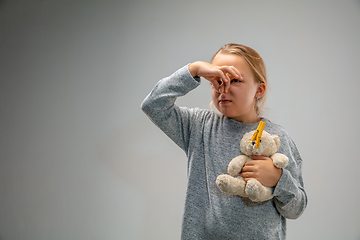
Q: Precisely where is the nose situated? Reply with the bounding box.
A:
[219,82,225,94]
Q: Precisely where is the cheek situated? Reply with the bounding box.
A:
[211,89,218,101]
[234,89,254,102]
[210,89,220,109]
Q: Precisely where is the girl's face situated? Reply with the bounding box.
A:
[211,53,265,123]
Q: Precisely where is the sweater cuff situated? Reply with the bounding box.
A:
[185,63,201,83]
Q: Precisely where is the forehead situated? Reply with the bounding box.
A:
[212,53,252,74]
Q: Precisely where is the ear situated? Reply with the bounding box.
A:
[273,135,280,150]
[256,83,266,99]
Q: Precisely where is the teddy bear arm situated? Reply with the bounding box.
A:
[228,155,250,175]
[271,153,289,169]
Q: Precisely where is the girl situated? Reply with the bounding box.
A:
[141,43,307,240]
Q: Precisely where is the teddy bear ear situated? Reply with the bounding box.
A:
[273,135,280,150]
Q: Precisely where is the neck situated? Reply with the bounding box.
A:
[230,113,261,124]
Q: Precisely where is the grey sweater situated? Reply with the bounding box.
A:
[141,65,307,240]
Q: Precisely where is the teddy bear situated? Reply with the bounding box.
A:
[216,121,289,202]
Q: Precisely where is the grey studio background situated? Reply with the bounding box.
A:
[1,0,360,239]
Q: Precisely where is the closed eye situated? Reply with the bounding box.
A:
[231,79,242,83]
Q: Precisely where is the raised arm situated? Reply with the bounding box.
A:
[189,61,242,94]
[141,62,242,151]
[141,65,200,151]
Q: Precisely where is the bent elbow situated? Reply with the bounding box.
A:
[140,97,151,114]
[276,192,308,220]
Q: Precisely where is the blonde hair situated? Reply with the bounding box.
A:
[211,43,268,117]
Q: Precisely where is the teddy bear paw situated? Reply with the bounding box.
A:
[245,179,259,200]
[272,153,289,169]
[216,174,232,193]
[216,175,246,196]
[245,179,273,202]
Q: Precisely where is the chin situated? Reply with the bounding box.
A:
[222,113,239,119]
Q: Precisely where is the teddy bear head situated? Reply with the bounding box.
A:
[240,130,280,156]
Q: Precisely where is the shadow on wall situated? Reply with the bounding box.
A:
[0,0,6,8]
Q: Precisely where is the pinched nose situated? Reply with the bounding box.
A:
[219,82,225,94]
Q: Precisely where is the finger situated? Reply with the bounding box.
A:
[240,171,256,178]
[224,73,231,94]
[243,160,257,166]
[222,66,243,94]
[218,68,233,94]
[219,81,225,94]
[241,165,254,172]
[208,75,222,92]
[230,66,242,79]
[233,67,244,80]
[211,79,221,92]
[216,69,229,82]
[229,66,243,81]
[213,70,229,92]
[242,177,256,182]
[210,67,228,84]
[219,66,240,79]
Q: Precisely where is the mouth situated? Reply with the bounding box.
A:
[219,99,231,104]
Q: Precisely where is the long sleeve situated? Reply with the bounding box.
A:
[141,65,201,152]
[142,65,307,239]
[272,136,308,219]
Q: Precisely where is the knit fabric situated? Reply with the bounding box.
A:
[141,65,307,240]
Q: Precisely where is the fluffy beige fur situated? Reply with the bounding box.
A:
[216,130,289,202]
